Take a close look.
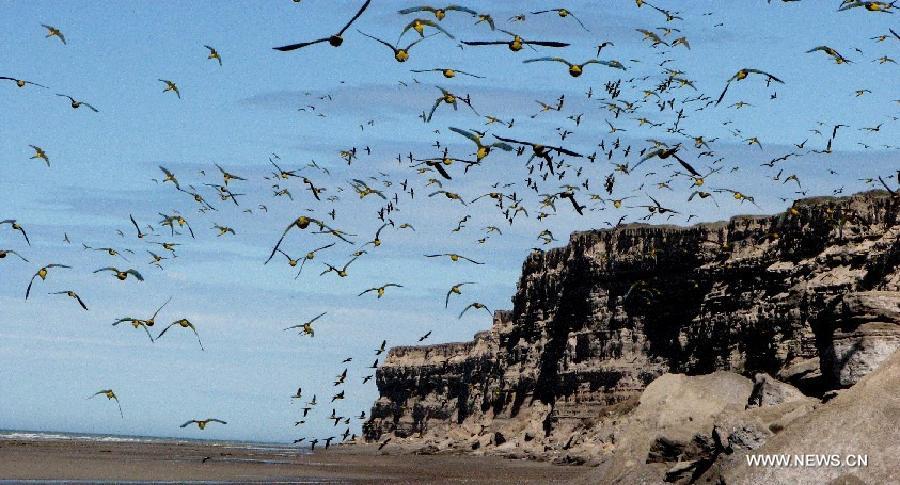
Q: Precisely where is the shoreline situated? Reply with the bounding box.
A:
[0,437,586,483]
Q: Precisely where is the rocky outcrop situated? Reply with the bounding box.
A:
[718,346,900,485]
[363,191,900,469]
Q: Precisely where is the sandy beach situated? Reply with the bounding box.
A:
[0,437,587,483]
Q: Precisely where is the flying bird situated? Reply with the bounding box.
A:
[26,264,72,300]
[523,57,625,77]
[410,67,484,79]
[93,267,144,281]
[88,389,123,418]
[400,18,455,38]
[41,24,66,44]
[716,68,784,105]
[1,220,31,245]
[28,145,50,167]
[204,45,222,65]
[49,290,89,310]
[273,0,372,51]
[156,319,205,350]
[0,76,48,88]
[462,30,569,52]
[0,249,29,262]
[159,79,181,98]
[56,94,99,112]
[283,311,327,337]
[397,5,477,21]
[425,253,484,264]
[180,418,226,430]
[113,297,172,342]
[530,8,590,31]
[806,45,851,64]
[356,30,434,62]
[358,283,403,298]
[445,282,476,308]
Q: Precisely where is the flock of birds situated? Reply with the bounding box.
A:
[4,0,899,451]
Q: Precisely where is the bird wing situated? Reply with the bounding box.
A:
[129,214,143,236]
[459,304,474,318]
[569,12,590,31]
[337,0,373,35]
[126,269,145,281]
[550,145,584,158]
[273,37,330,51]
[523,56,570,66]
[194,330,205,351]
[746,68,784,83]
[152,296,173,319]
[448,5,478,15]
[405,33,436,49]
[356,30,396,51]
[492,134,531,146]
[432,163,452,180]
[426,97,443,122]
[25,274,38,300]
[448,126,479,144]
[155,322,178,340]
[429,22,456,38]
[74,293,89,310]
[461,40,506,46]
[397,6,432,14]
[524,40,570,47]
[597,60,627,70]
[715,80,732,105]
[676,157,701,178]
[265,222,296,264]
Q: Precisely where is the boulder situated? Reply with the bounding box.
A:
[747,373,808,408]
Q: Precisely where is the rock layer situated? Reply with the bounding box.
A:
[364,191,900,463]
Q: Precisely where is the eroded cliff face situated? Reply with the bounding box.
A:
[364,191,900,462]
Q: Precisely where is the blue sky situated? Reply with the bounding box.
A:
[1,1,897,443]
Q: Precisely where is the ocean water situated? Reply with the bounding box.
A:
[0,429,305,454]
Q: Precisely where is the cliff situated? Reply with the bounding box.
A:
[363,191,900,472]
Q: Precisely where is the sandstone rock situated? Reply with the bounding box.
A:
[363,191,900,469]
[632,372,752,463]
[747,373,808,408]
[665,459,700,483]
[724,348,900,485]
[577,372,753,483]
